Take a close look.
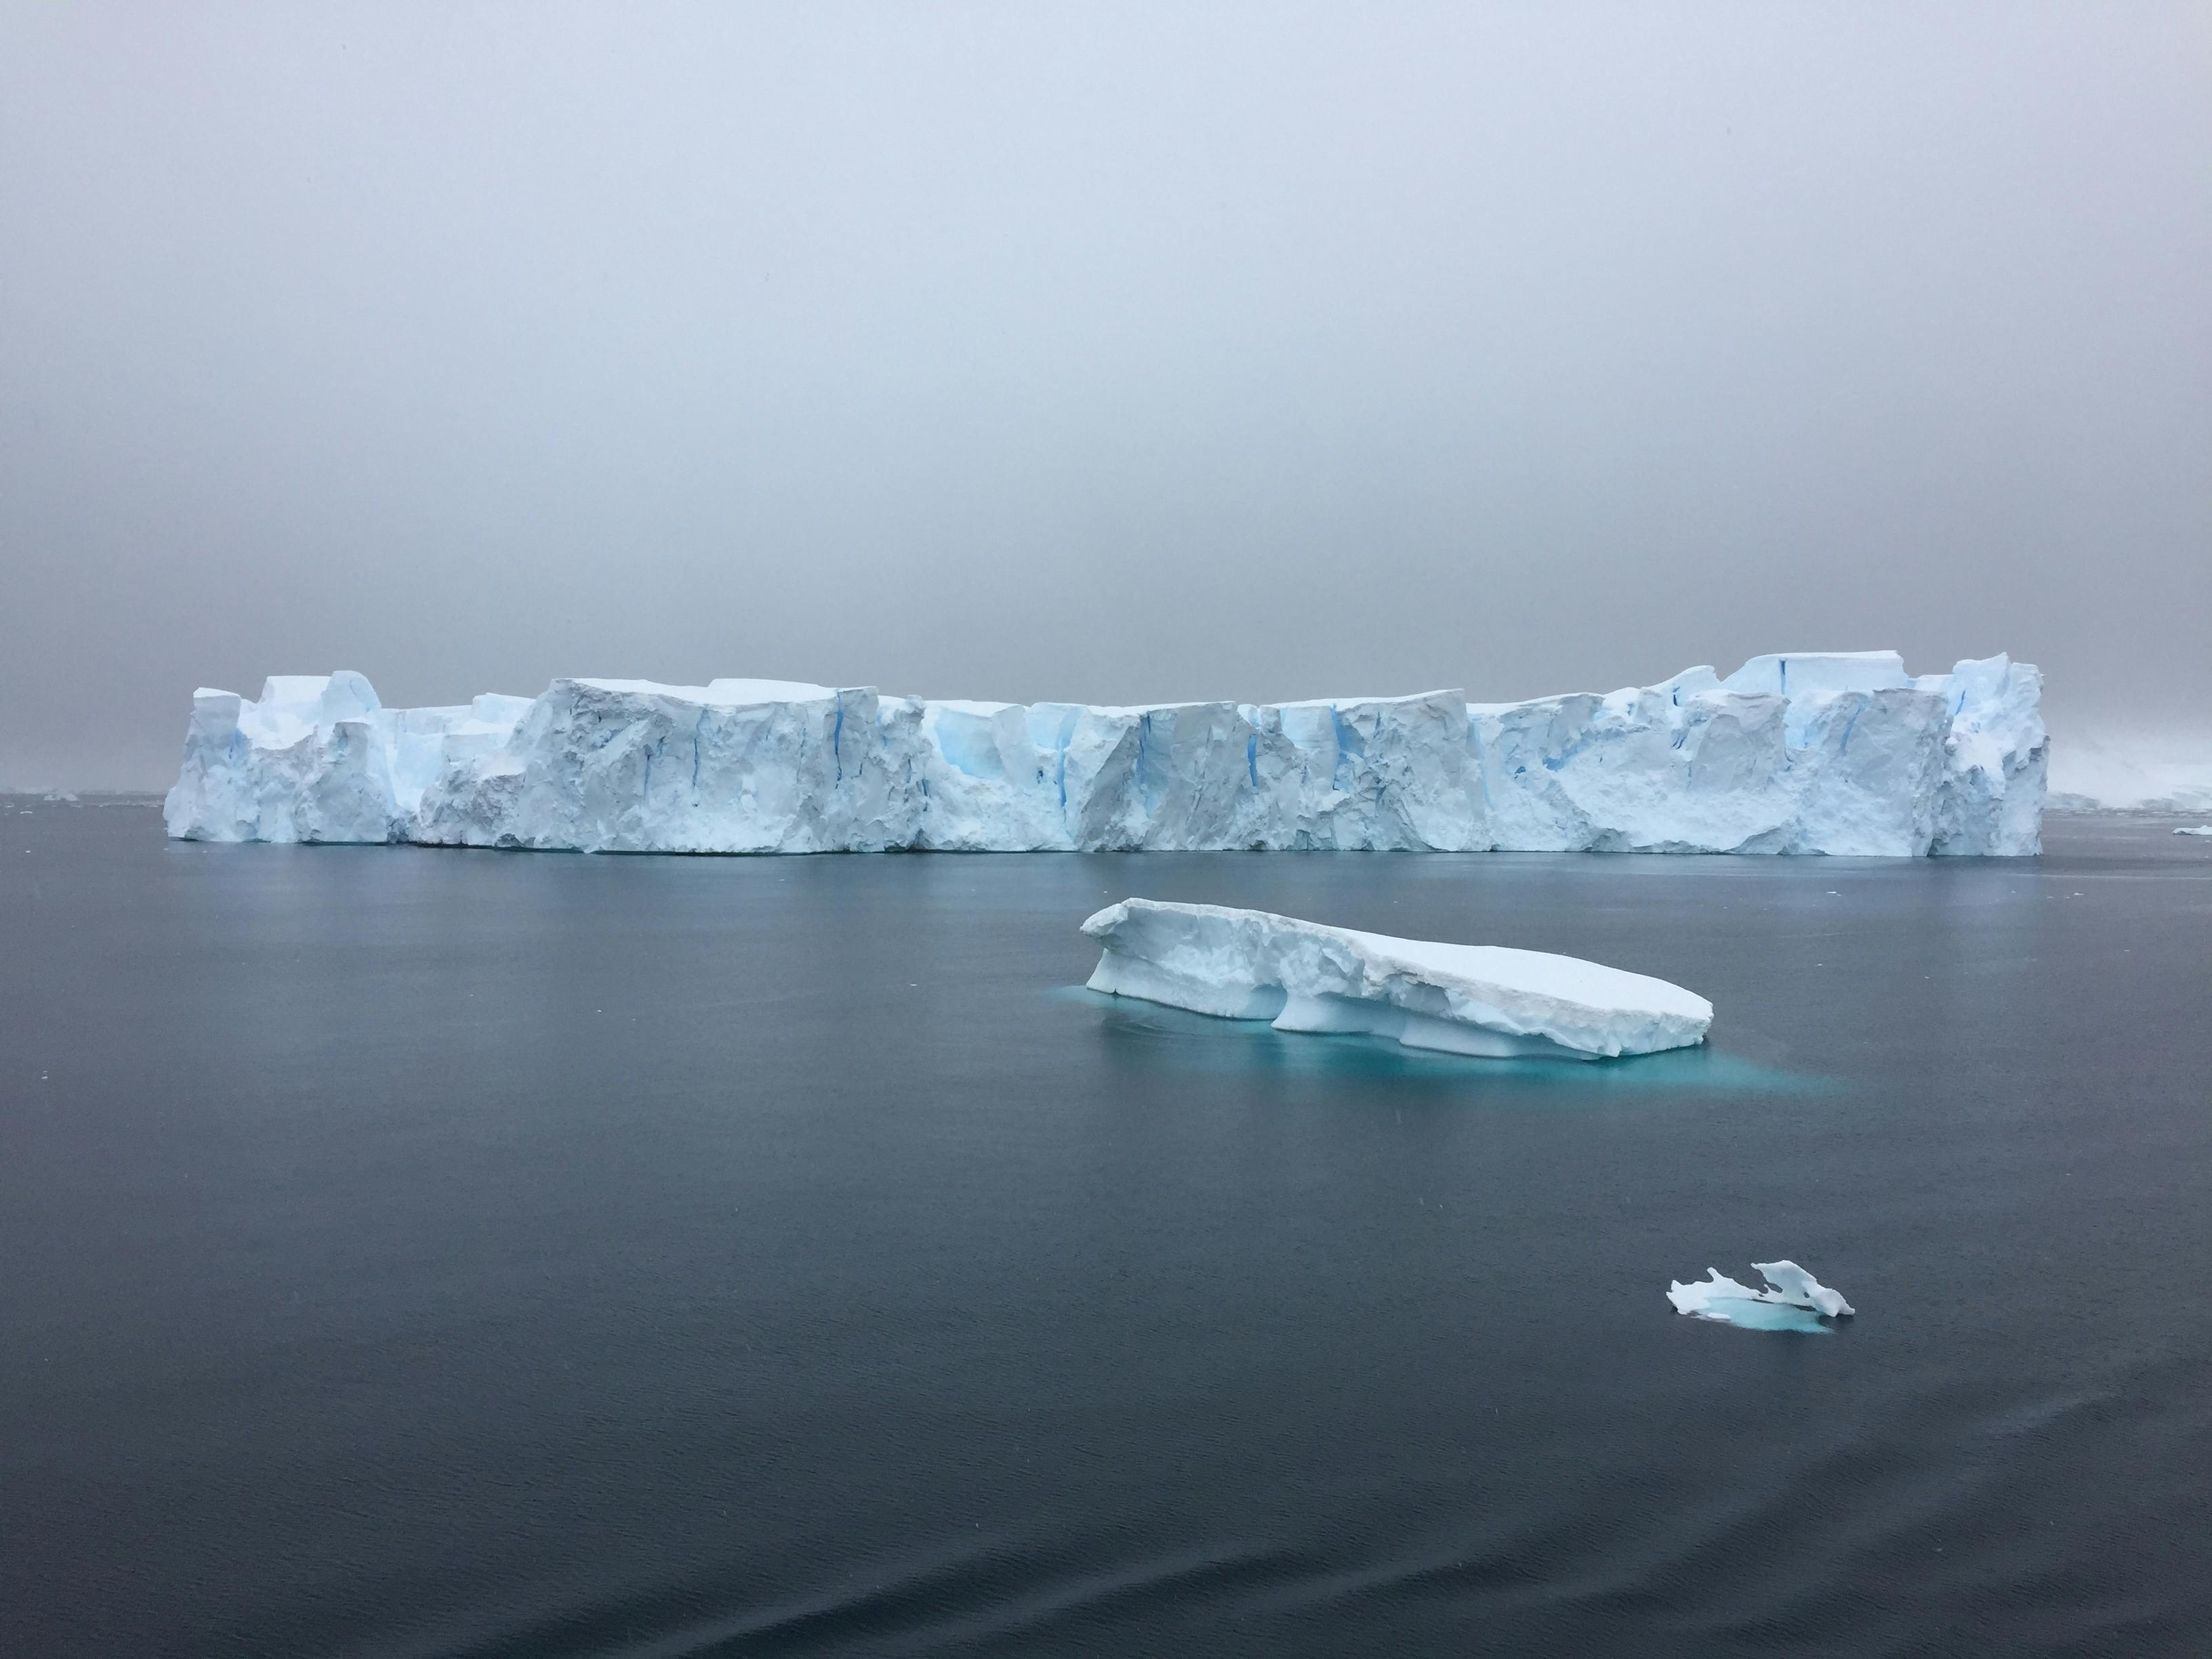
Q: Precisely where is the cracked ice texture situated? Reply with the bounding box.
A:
[163,651,2045,856]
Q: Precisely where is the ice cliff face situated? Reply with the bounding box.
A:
[163,651,2047,856]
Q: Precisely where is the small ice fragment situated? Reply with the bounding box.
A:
[1668,1261,1853,1330]
[2175,825,2212,837]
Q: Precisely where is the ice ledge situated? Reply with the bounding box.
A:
[1082,898,1713,1060]
[162,651,2047,856]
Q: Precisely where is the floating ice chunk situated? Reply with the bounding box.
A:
[1668,1261,1853,1330]
[2176,825,2212,838]
[1081,898,1712,1060]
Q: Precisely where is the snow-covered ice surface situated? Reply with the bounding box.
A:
[1668,1262,1855,1332]
[1081,899,1712,1061]
[164,651,2046,855]
[2175,826,2212,838]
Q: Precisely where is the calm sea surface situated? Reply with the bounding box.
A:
[3,804,2208,1657]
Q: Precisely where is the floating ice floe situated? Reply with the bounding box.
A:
[162,650,2047,855]
[2175,825,2212,838]
[1668,1261,1855,1332]
[1080,898,1712,1060]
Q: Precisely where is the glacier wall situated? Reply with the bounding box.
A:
[163,651,2047,856]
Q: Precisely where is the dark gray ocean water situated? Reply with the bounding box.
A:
[3,804,2209,1657]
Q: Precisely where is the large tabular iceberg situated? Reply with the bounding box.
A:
[1082,898,1713,1060]
[163,650,2046,856]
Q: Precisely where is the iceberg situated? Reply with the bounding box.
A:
[1081,898,1713,1060]
[1668,1261,1855,1331]
[164,651,2047,856]
[2176,826,2212,838]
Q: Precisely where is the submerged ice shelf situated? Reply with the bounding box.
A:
[163,650,2047,856]
[1082,899,1713,1060]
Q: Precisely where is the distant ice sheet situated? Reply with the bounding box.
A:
[1082,898,1713,1060]
[2047,730,2212,814]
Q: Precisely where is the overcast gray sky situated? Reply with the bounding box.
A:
[3,2,2207,791]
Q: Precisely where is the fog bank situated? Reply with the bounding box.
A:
[3,3,2207,791]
